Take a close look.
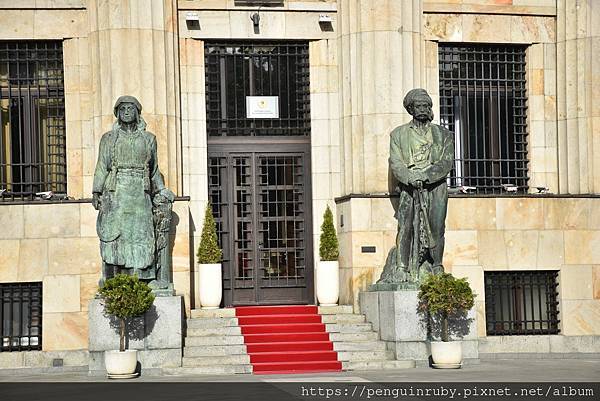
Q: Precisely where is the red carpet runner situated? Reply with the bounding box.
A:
[235,305,342,374]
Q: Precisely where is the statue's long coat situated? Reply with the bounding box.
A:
[389,122,455,277]
[93,124,166,278]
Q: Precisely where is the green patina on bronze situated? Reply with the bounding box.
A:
[93,95,175,294]
[372,88,454,289]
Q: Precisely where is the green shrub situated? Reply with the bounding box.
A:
[196,202,222,264]
[417,273,475,342]
[319,205,339,261]
[98,274,155,352]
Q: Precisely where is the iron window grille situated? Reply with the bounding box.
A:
[439,43,529,194]
[205,42,310,137]
[0,41,66,201]
[484,271,559,336]
[1,282,42,352]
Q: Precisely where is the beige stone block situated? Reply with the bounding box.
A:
[79,203,97,237]
[496,198,543,230]
[529,69,544,96]
[544,121,557,147]
[285,12,335,39]
[560,265,594,300]
[594,266,600,299]
[528,95,545,121]
[0,205,24,239]
[24,204,80,238]
[370,198,397,232]
[17,239,48,282]
[351,265,382,306]
[43,275,81,313]
[173,271,191,315]
[544,198,591,230]
[172,232,191,273]
[338,267,353,308]
[350,231,384,268]
[450,265,484,300]
[49,236,100,275]
[42,312,88,351]
[349,198,371,231]
[338,232,352,268]
[80,273,99,312]
[33,10,86,39]
[0,240,20,281]
[544,95,557,120]
[544,68,556,96]
[527,44,544,69]
[528,120,545,148]
[511,16,555,43]
[446,198,496,230]
[424,14,462,41]
[505,230,539,269]
[0,10,34,38]
[478,230,508,270]
[444,231,479,268]
[565,231,600,265]
[475,301,486,338]
[561,300,600,336]
[463,14,511,43]
[536,230,564,268]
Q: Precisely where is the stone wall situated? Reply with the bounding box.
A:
[0,200,191,352]
[337,196,600,338]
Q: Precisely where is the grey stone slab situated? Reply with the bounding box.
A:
[22,350,89,368]
[145,296,183,350]
[358,291,379,332]
[0,352,24,368]
[88,299,145,351]
[325,323,373,333]
[182,355,250,366]
[549,335,600,353]
[184,335,245,346]
[479,335,551,354]
[337,350,394,361]
[139,349,181,368]
[462,340,479,360]
[329,332,379,342]
[392,341,430,361]
[184,345,247,357]
[187,326,241,336]
[187,317,238,328]
[333,341,386,351]
[318,305,353,314]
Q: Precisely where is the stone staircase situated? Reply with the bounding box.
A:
[320,305,415,370]
[163,305,414,375]
[163,308,252,375]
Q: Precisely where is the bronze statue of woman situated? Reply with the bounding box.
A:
[92,95,173,290]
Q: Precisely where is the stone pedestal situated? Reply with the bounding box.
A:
[359,290,478,364]
[88,296,183,373]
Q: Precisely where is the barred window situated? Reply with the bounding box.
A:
[439,44,528,194]
[484,271,559,336]
[1,282,42,352]
[0,41,66,201]
[205,42,310,137]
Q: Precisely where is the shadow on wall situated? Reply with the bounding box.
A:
[105,305,159,348]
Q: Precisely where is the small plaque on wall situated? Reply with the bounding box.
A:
[246,96,279,118]
[361,246,376,253]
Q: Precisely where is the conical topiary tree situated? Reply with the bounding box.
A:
[196,202,222,264]
[319,205,339,261]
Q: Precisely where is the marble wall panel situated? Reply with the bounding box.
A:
[42,312,88,351]
[43,275,81,313]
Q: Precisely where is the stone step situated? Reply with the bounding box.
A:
[320,314,366,324]
[326,323,373,333]
[318,305,353,315]
[185,335,245,346]
[182,355,250,367]
[187,326,242,337]
[162,365,252,375]
[337,350,395,362]
[190,308,236,319]
[333,341,387,352]
[183,345,247,357]
[329,332,379,342]
[342,360,415,370]
[187,317,238,328]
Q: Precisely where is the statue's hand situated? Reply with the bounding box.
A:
[92,192,102,210]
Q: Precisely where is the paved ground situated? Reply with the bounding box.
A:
[1,358,599,382]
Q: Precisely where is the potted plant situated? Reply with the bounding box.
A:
[316,205,340,306]
[417,272,475,368]
[196,202,223,309]
[98,274,155,377]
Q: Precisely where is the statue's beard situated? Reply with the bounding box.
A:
[413,110,434,123]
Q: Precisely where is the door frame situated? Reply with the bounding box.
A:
[207,138,314,306]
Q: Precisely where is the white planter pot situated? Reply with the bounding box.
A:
[198,263,222,309]
[430,340,462,368]
[105,349,137,376]
[316,260,339,306]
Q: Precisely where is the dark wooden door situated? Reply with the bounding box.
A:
[208,143,313,306]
